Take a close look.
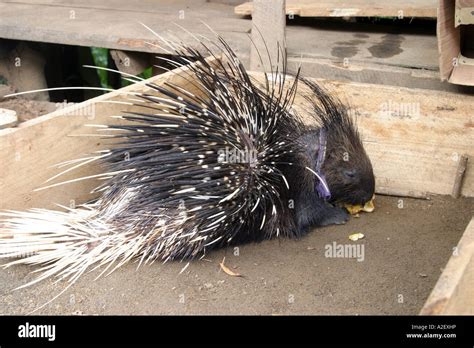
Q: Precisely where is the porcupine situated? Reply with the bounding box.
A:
[0,34,374,287]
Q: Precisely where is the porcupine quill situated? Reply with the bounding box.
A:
[0,24,375,307]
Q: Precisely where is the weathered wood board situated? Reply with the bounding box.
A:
[420,218,474,315]
[249,0,286,72]
[235,0,438,18]
[1,0,461,93]
[321,80,474,198]
[1,0,439,69]
[1,58,473,214]
[1,56,473,314]
[0,0,251,55]
[248,72,474,198]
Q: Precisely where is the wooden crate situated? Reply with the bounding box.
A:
[2,61,473,210]
[235,0,438,18]
[0,0,461,94]
[0,57,473,313]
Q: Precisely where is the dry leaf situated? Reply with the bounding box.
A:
[349,233,365,241]
[219,257,242,277]
[362,198,375,212]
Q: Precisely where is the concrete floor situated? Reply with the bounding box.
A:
[0,194,472,315]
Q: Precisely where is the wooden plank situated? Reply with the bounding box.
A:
[438,0,461,81]
[0,1,252,54]
[420,218,474,314]
[1,0,458,92]
[443,256,474,314]
[247,71,474,197]
[0,1,440,69]
[284,26,439,71]
[452,154,469,198]
[455,0,474,25]
[236,0,438,18]
[313,80,474,197]
[287,57,467,94]
[437,0,474,87]
[0,57,219,210]
[0,1,439,69]
[250,0,286,72]
[1,57,473,214]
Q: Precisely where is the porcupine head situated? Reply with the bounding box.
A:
[289,79,375,233]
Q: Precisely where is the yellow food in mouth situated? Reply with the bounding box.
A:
[344,196,375,215]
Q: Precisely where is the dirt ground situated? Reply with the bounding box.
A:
[0,195,472,315]
[0,97,57,124]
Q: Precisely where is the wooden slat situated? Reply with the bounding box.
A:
[0,0,251,54]
[247,72,474,197]
[0,0,439,69]
[236,0,438,18]
[420,218,474,314]
[313,80,474,197]
[288,57,465,94]
[0,1,441,69]
[1,0,458,93]
[250,0,286,72]
[438,0,461,82]
[1,58,473,214]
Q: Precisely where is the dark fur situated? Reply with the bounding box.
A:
[235,79,375,240]
[301,80,374,206]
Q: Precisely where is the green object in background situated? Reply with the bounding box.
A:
[121,66,153,87]
[90,47,111,89]
[91,47,152,89]
[141,67,153,79]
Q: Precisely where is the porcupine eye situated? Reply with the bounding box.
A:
[341,168,359,186]
[341,166,374,204]
[343,169,357,179]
